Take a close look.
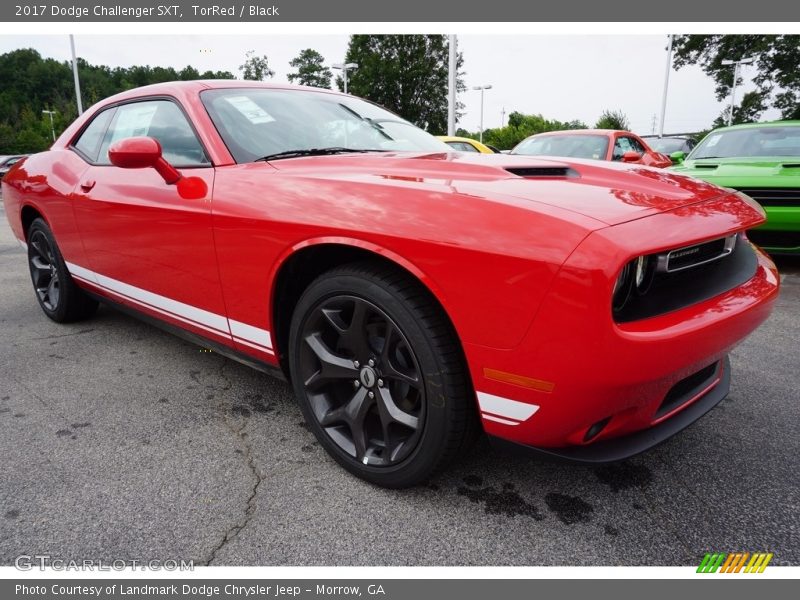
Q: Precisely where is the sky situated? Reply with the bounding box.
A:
[0,34,778,135]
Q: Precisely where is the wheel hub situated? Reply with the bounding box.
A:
[358,365,378,388]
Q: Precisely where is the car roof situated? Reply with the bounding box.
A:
[532,129,631,136]
[711,120,800,133]
[93,79,345,107]
[438,136,482,144]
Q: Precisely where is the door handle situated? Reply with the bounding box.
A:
[80,180,96,192]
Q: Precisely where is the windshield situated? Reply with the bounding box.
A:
[512,134,609,160]
[647,138,689,154]
[691,125,800,159]
[200,88,451,162]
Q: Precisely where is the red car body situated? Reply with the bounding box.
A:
[512,129,674,168]
[2,81,779,470]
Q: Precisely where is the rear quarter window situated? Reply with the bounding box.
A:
[72,108,115,162]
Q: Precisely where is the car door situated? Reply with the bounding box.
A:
[71,98,231,345]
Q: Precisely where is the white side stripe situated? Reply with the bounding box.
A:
[65,262,98,284]
[477,391,539,425]
[482,414,522,426]
[229,319,272,349]
[65,261,273,352]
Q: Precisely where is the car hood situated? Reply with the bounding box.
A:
[671,156,800,187]
[270,152,729,226]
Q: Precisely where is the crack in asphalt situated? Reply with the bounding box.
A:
[200,358,264,566]
[29,328,96,341]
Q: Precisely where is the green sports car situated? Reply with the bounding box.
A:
[671,121,800,254]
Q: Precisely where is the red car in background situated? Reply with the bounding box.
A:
[511,129,673,168]
[2,81,778,487]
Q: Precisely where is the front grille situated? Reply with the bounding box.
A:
[656,361,720,419]
[657,234,737,273]
[734,188,800,207]
[614,237,757,323]
[747,229,800,250]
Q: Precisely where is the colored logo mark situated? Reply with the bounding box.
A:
[697,552,773,573]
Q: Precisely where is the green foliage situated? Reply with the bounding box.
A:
[672,35,800,123]
[458,111,587,150]
[239,50,275,81]
[287,49,332,89]
[339,35,466,134]
[712,90,768,128]
[0,48,233,154]
[594,109,630,130]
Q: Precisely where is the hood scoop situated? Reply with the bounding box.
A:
[505,166,576,178]
[694,163,719,169]
[781,163,800,169]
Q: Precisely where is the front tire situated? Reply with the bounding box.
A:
[288,262,478,488]
[27,218,98,323]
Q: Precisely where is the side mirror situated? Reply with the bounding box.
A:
[621,151,642,163]
[670,150,686,164]
[108,136,207,199]
[109,136,181,184]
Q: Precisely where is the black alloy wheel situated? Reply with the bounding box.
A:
[26,218,98,323]
[289,262,478,488]
[28,229,61,312]
[297,294,425,467]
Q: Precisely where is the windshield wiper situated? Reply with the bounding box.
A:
[255,147,387,162]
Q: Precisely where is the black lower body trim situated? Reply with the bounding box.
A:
[489,355,731,464]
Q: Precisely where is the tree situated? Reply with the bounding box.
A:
[287,49,332,88]
[672,35,800,122]
[465,112,587,150]
[0,48,234,153]
[239,50,274,81]
[338,35,466,134]
[595,109,630,130]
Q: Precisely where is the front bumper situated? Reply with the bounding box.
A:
[750,206,800,254]
[489,356,730,463]
[463,195,779,454]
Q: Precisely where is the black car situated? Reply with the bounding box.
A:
[641,136,696,163]
[0,155,27,180]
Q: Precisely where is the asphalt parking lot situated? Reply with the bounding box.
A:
[1,202,798,567]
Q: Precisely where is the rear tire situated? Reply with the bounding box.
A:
[288,261,478,488]
[27,218,98,323]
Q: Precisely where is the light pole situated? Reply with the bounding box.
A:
[332,62,358,94]
[69,35,83,115]
[42,110,57,142]
[447,35,457,136]
[658,34,673,138]
[721,55,757,126]
[472,85,492,143]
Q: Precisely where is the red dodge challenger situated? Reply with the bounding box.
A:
[511,129,674,168]
[2,82,779,487]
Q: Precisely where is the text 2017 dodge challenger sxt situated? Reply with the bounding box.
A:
[2,81,779,487]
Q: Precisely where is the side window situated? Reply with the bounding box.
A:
[628,137,646,155]
[448,141,478,152]
[73,108,115,162]
[613,136,634,160]
[97,100,208,167]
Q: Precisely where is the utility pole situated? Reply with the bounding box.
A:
[651,114,657,134]
[69,35,83,115]
[501,107,506,128]
[658,34,673,138]
[447,35,457,136]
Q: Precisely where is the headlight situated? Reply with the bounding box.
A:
[613,255,654,312]
[612,262,634,311]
